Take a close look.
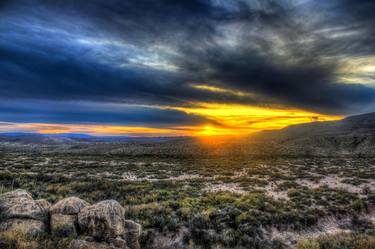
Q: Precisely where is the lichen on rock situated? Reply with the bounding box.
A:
[78,200,126,241]
[50,197,90,237]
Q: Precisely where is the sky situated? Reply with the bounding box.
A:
[0,0,375,136]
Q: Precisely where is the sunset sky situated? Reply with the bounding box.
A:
[0,0,375,136]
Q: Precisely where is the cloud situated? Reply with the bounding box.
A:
[0,0,374,130]
[0,99,212,127]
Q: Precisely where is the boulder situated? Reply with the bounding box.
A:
[50,197,89,215]
[51,213,77,237]
[50,197,89,237]
[78,200,125,241]
[69,239,112,249]
[0,189,33,212]
[0,218,46,237]
[69,238,128,249]
[108,237,127,248]
[0,190,141,249]
[0,189,50,222]
[35,199,52,212]
[124,220,141,249]
[0,190,49,237]
[1,198,50,222]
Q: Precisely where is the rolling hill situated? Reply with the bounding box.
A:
[258,112,375,156]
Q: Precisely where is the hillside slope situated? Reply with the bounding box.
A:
[259,112,375,156]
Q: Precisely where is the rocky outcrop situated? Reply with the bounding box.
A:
[0,189,50,236]
[124,220,142,249]
[0,190,142,249]
[78,200,125,241]
[51,214,77,236]
[69,237,129,249]
[2,198,50,222]
[72,200,130,248]
[0,189,33,210]
[51,197,90,215]
[50,197,89,237]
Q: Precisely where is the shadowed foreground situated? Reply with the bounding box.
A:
[0,189,141,249]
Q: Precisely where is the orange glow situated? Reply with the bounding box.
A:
[173,103,342,136]
[0,103,343,136]
[38,129,70,134]
[0,123,193,137]
[193,125,245,136]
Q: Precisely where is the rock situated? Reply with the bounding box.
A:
[78,200,125,241]
[124,220,141,249]
[69,238,128,249]
[0,190,140,249]
[0,218,46,237]
[108,237,127,248]
[35,199,52,212]
[83,236,95,242]
[69,239,112,249]
[50,197,89,237]
[51,213,77,237]
[0,189,33,212]
[0,189,50,222]
[50,197,89,215]
[1,198,50,222]
[0,190,49,237]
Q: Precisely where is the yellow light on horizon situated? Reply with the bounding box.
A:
[0,123,191,137]
[174,102,342,135]
[194,125,241,136]
[0,103,343,137]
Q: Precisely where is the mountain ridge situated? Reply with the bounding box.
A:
[257,112,375,156]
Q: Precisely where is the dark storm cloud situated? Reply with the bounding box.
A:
[0,0,375,125]
[0,39,261,107]
[171,0,375,114]
[0,100,212,126]
[309,0,375,56]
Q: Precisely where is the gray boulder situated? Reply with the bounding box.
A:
[0,189,49,239]
[69,239,112,249]
[50,197,89,215]
[35,199,51,212]
[69,238,128,249]
[50,197,89,237]
[124,220,141,249]
[1,198,50,222]
[78,200,125,241]
[108,237,128,248]
[0,189,50,222]
[0,189,33,212]
[51,213,77,237]
[0,190,141,249]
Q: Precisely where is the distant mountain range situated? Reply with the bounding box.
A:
[0,112,374,156]
[0,132,184,144]
[0,132,96,138]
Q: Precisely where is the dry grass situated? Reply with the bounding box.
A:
[296,233,375,249]
[0,223,73,249]
[0,223,39,249]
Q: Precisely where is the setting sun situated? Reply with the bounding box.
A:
[0,104,343,137]
[173,103,342,136]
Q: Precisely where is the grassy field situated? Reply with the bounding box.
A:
[0,143,374,249]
